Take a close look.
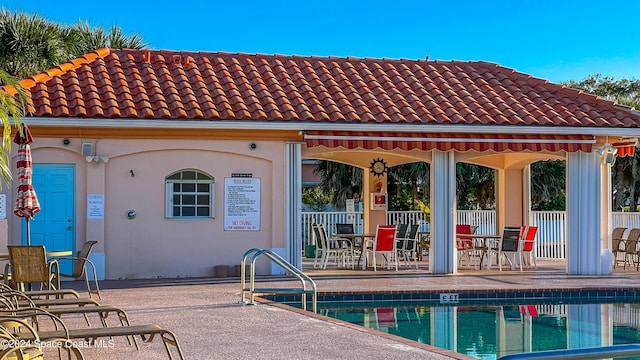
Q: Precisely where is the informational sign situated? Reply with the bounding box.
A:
[87,194,104,219]
[224,177,260,231]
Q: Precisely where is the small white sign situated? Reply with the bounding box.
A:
[440,293,459,303]
[345,199,355,212]
[87,194,104,219]
[0,194,5,219]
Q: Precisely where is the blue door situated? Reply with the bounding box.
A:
[27,164,75,273]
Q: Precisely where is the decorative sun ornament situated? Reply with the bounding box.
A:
[369,157,387,177]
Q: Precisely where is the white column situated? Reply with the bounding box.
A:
[566,151,609,275]
[284,142,302,269]
[430,150,457,274]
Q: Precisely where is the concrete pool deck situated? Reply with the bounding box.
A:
[52,259,640,359]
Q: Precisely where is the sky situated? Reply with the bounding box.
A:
[5,0,640,83]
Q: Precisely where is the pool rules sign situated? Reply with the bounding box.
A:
[224,177,260,231]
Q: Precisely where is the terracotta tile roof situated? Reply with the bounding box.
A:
[15,48,640,128]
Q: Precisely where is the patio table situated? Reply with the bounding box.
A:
[334,233,375,269]
[466,234,501,269]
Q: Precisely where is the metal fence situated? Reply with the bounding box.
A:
[301,210,640,260]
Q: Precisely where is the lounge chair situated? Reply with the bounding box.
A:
[0,308,185,360]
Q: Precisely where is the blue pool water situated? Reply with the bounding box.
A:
[277,293,640,359]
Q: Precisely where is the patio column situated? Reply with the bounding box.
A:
[430,150,457,274]
[285,142,302,269]
[363,170,387,233]
[495,167,526,231]
[566,151,611,275]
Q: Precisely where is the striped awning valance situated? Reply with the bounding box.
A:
[304,131,595,152]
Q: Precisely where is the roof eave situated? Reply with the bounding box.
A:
[20,117,640,138]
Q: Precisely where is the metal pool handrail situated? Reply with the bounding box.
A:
[497,344,640,360]
[240,248,317,313]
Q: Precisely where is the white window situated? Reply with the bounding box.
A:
[165,170,214,219]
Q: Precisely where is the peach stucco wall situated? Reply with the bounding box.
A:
[2,137,286,279]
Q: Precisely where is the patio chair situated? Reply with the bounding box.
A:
[521,225,538,269]
[397,224,420,269]
[6,246,58,292]
[498,227,524,271]
[315,224,354,269]
[622,228,640,270]
[311,223,327,269]
[455,224,475,268]
[364,225,398,271]
[50,240,101,299]
[394,224,409,242]
[612,227,628,268]
[335,223,359,254]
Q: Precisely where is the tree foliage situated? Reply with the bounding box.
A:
[566,74,640,210]
[314,161,362,209]
[0,8,147,79]
[565,74,640,109]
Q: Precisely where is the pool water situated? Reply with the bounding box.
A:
[299,299,640,359]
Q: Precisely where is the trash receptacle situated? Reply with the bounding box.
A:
[305,245,316,258]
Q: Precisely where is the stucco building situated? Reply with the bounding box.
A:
[3,48,639,279]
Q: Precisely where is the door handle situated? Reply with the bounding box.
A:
[67,226,72,230]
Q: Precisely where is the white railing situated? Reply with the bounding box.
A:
[530,211,567,259]
[457,210,496,235]
[301,210,640,261]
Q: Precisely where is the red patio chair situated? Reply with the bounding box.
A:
[455,224,474,268]
[365,225,398,271]
[521,226,538,269]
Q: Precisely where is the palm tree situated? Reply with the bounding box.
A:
[0,69,26,187]
[69,21,147,57]
[0,9,69,78]
[314,161,362,209]
[0,9,147,79]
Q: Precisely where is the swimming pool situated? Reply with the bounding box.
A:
[268,290,640,359]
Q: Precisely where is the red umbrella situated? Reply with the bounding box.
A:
[13,124,40,245]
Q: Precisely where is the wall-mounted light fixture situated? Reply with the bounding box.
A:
[129,169,135,177]
[86,155,109,165]
[81,142,93,156]
[598,139,618,165]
